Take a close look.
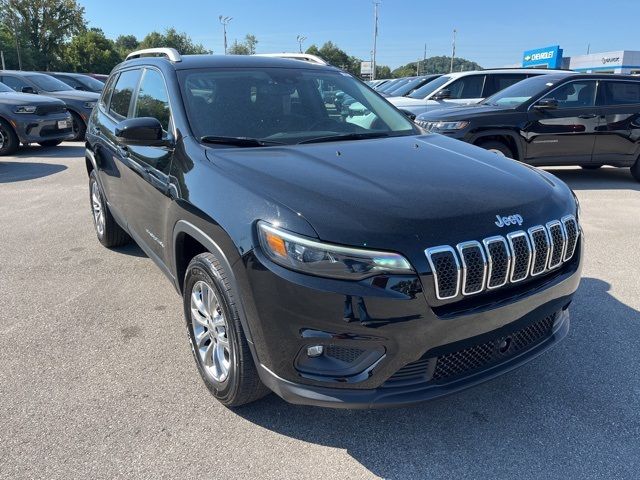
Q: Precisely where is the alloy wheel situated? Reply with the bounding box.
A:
[90,180,105,236]
[0,126,6,150]
[190,280,231,383]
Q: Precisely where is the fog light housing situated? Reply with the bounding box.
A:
[307,345,324,357]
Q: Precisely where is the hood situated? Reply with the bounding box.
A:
[206,135,575,261]
[0,91,65,107]
[44,89,100,101]
[388,96,425,107]
[416,104,511,121]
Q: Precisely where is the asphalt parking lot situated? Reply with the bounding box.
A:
[1,143,639,480]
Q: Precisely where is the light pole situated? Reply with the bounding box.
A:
[219,15,232,54]
[296,35,307,54]
[450,28,456,73]
[372,1,380,80]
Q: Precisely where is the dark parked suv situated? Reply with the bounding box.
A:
[415,72,640,181]
[85,48,583,408]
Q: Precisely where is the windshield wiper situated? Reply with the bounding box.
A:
[200,136,285,147]
[298,132,392,145]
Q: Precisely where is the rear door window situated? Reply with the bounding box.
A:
[445,75,486,99]
[601,81,640,105]
[109,69,141,119]
[483,74,527,97]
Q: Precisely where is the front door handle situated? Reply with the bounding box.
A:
[578,114,598,119]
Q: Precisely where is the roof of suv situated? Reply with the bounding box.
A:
[117,54,340,72]
[443,68,569,78]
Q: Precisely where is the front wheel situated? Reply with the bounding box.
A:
[0,119,19,156]
[70,111,86,141]
[184,253,269,407]
[476,139,513,159]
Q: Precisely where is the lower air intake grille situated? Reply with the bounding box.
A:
[324,345,365,364]
[431,314,556,381]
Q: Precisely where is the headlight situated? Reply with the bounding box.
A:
[14,106,37,114]
[417,120,469,132]
[257,221,414,280]
[83,101,97,109]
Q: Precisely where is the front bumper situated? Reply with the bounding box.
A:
[12,112,74,143]
[238,236,582,408]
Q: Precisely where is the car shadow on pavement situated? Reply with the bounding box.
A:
[545,167,639,191]
[0,161,67,183]
[235,277,640,479]
[112,242,147,258]
[17,143,86,160]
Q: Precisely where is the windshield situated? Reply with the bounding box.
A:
[26,74,73,92]
[408,75,452,99]
[482,75,566,107]
[179,68,417,145]
[77,75,105,91]
[0,82,13,93]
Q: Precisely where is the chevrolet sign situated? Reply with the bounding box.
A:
[522,45,563,69]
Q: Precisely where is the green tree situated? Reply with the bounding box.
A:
[227,34,258,55]
[0,0,86,70]
[114,34,139,57]
[63,28,121,73]
[393,56,482,77]
[140,28,211,54]
[305,42,360,75]
[375,65,391,79]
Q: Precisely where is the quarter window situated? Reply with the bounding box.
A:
[483,74,527,97]
[602,81,640,105]
[99,74,118,110]
[446,75,485,99]
[109,69,141,119]
[134,69,171,131]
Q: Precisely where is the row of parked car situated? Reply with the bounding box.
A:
[0,70,105,155]
[367,68,640,181]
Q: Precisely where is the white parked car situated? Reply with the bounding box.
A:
[388,68,564,116]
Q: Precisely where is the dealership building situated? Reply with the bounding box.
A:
[521,45,640,74]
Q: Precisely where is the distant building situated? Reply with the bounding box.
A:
[520,45,640,74]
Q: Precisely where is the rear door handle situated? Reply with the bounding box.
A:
[578,114,598,119]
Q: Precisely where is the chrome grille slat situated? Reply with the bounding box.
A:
[528,226,550,276]
[426,216,580,300]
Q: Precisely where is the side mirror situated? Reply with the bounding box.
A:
[21,86,36,94]
[115,117,167,146]
[399,109,416,121]
[432,89,451,100]
[533,98,558,110]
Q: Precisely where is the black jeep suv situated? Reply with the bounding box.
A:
[85,49,582,408]
[415,72,640,181]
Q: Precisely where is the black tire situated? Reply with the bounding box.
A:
[70,111,86,141]
[184,252,269,407]
[0,118,19,156]
[89,169,130,247]
[631,158,640,182]
[38,139,64,148]
[476,139,513,159]
[581,165,602,170]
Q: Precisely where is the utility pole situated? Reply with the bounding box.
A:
[422,43,427,75]
[218,16,232,55]
[296,35,307,54]
[450,28,456,73]
[1,51,5,70]
[587,43,591,55]
[372,1,380,80]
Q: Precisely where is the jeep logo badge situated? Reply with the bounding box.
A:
[495,214,524,227]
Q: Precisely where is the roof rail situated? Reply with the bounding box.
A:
[126,48,182,62]
[254,53,328,65]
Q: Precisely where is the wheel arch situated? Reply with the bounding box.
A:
[0,114,20,141]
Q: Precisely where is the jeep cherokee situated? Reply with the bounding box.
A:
[85,48,583,408]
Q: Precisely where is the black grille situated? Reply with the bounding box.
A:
[459,243,485,294]
[529,227,549,276]
[547,222,565,268]
[562,217,579,261]
[427,248,459,299]
[485,238,510,288]
[35,104,66,115]
[508,233,531,282]
[324,345,365,364]
[385,314,557,386]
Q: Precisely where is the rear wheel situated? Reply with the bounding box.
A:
[89,169,130,247]
[70,111,86,141]
[581,164,602,170]
[184,252,269,407]
[0,119,19,156]
[631,158,640,182]
[476,139,513,159]
[38,139,63,147]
